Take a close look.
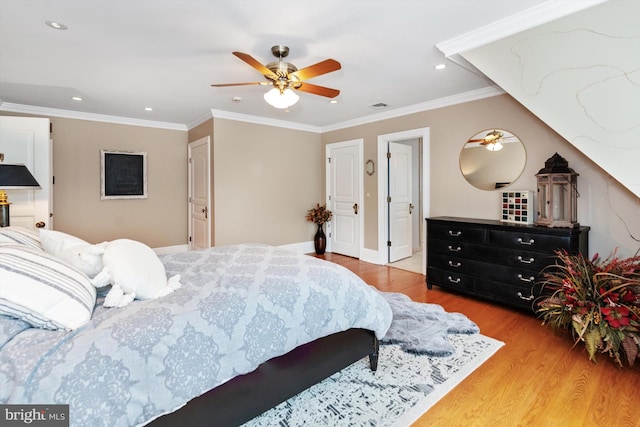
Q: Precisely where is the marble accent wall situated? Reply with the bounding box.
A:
[460,1,639,198]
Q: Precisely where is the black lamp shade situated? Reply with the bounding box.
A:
[0,164,41,189]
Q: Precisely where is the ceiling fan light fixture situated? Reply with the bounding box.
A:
[485,141,503,151]
[264,88,299,109]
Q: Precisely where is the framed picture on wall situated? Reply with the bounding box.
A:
[101,150,147,200]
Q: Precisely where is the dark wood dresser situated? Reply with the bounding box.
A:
[426,216,590,311]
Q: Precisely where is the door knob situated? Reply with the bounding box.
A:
[409,203,414,214]
[201,207,208,219]
[353,203,358,214]
[35,221,46,228]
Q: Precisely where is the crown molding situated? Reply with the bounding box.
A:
[320,86,504,133]
[436,0,608,57]
[0,102,188,131]
[210,109,323,133]
[212,86,503,134]
[2,85,504,134]
[186,112,214,130]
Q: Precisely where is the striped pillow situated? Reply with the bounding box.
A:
[0,227,43,250]
[0,244,96,330]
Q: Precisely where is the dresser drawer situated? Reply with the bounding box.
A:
[428,253,485,276]
[427,238,485,258]
[487,229,571,253]
[491,247,558,272]
[428,222,486,243]
[481,264,541,287]
[427,267,474,293]
[475,278,540,310]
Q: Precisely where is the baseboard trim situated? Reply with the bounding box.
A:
[278,241,315,254]
[154,244,188,255]
[153,241,383,257]
[361,248,384,265]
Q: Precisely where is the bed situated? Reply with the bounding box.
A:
[0,228,392,427]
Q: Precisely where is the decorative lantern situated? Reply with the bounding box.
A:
[535,153,579,228]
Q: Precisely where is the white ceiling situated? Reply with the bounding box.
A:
[0,0,594,130]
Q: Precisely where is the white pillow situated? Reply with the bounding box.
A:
[0,244,97,330]
[39,229,104,277]
[0,227,43,250]
[91,239,181,308]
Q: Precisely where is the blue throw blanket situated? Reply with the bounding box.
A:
[380,291,479,356]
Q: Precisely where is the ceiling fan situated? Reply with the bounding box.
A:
[468,130,505,145]
[211,45,341,108]
[467,129,519,152]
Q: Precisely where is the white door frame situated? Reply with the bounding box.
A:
[325,139,364,256]
[377,127,430,269]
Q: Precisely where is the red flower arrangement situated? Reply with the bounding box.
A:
[537,249,640,367]
[305,203,332,225]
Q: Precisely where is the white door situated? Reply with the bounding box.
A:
[188,136,211,250]
[388,142,412,262]
[0,117,51,230]
[327,141,361,258]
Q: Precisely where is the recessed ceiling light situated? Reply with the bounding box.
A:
[232,96,242,103]
[144,107,153,111]
[45,21,68,30]
[434,64,447,70]
[71,96,83,101]
[330,100,338,104]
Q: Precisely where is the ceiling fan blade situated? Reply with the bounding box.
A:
[211,82,266,87]
[232,51,277,79]
[290,59,341,81]
[467,139,487,143]
[295,82,340,98]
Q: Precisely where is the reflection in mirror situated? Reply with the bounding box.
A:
[459,129,526,191]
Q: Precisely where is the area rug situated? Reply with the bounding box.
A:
[243,333,504,427]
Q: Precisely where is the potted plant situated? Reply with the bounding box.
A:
[536,249,640,367]
[305,203,332,255]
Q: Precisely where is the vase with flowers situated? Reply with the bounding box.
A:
[536,249,640,367]
[305,203,332,255]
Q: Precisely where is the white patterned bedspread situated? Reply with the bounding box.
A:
[0,244,392,426]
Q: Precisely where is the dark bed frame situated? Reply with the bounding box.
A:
[148,328,379,427]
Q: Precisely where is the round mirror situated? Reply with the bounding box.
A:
[459,129,526,191]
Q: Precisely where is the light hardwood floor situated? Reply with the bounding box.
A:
[315,252,640,427]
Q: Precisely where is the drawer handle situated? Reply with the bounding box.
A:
[448,261,461,268]
[448,230,462,237]
[517,237,535,246]
[517,274,535,283]
[517,292,534,301]
[447,245,462,252]
[517,256,535,264]
[447,276,461,284]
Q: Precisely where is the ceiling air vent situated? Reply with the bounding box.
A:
[369,102,388,109]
